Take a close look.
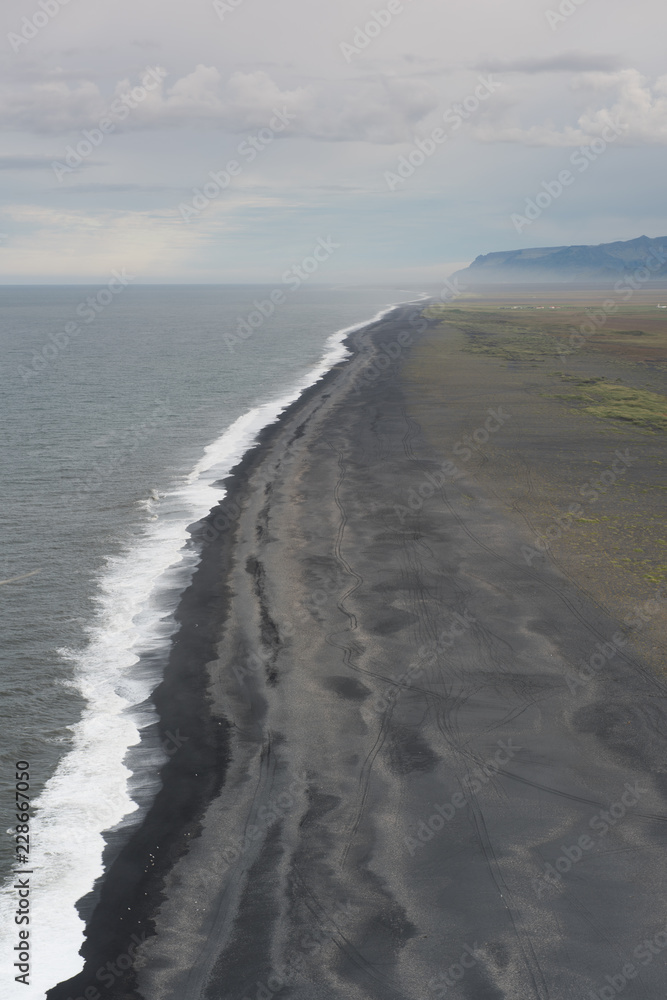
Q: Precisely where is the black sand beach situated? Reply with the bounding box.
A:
[50,303,667,1000]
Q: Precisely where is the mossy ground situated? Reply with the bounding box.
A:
[405,298,667,670]
[549,375,667,432]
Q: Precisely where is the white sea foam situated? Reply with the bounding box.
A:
[0,302,403,998]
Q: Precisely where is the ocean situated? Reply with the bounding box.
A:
[0,284,427,998]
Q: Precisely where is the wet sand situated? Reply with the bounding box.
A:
[51,304,667,1000]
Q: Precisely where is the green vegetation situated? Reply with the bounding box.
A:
[551,375,667,432]
[422,305,667,428]
[645,566,667,584]
[422,303,667,357]
[422,305,563,360]
[411,305,667,670]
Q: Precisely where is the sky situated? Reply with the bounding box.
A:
[0,0,666,283]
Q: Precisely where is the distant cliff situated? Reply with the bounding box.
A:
[452,236,667,285]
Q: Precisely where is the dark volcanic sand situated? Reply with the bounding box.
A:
[51,305,667,1000]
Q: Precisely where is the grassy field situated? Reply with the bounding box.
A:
[404,290,667,670]
[424,298,667,432]
[548,375,667,432]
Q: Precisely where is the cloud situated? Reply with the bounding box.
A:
[472,69,667,146]
[0,203,204,277]
[476,52,625,74]
[0,79,109,134]
[0,65,438,144]
[0,155,58,170]
[576,69,667,143]
[55,183,175,194]
[303,76,438,143]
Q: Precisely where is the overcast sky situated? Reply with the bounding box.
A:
[0,0,665,282]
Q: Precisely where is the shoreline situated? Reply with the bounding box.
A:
[49,294,667,1000]
[47,302,423,1000]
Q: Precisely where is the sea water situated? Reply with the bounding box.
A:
[0,284,428,997]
